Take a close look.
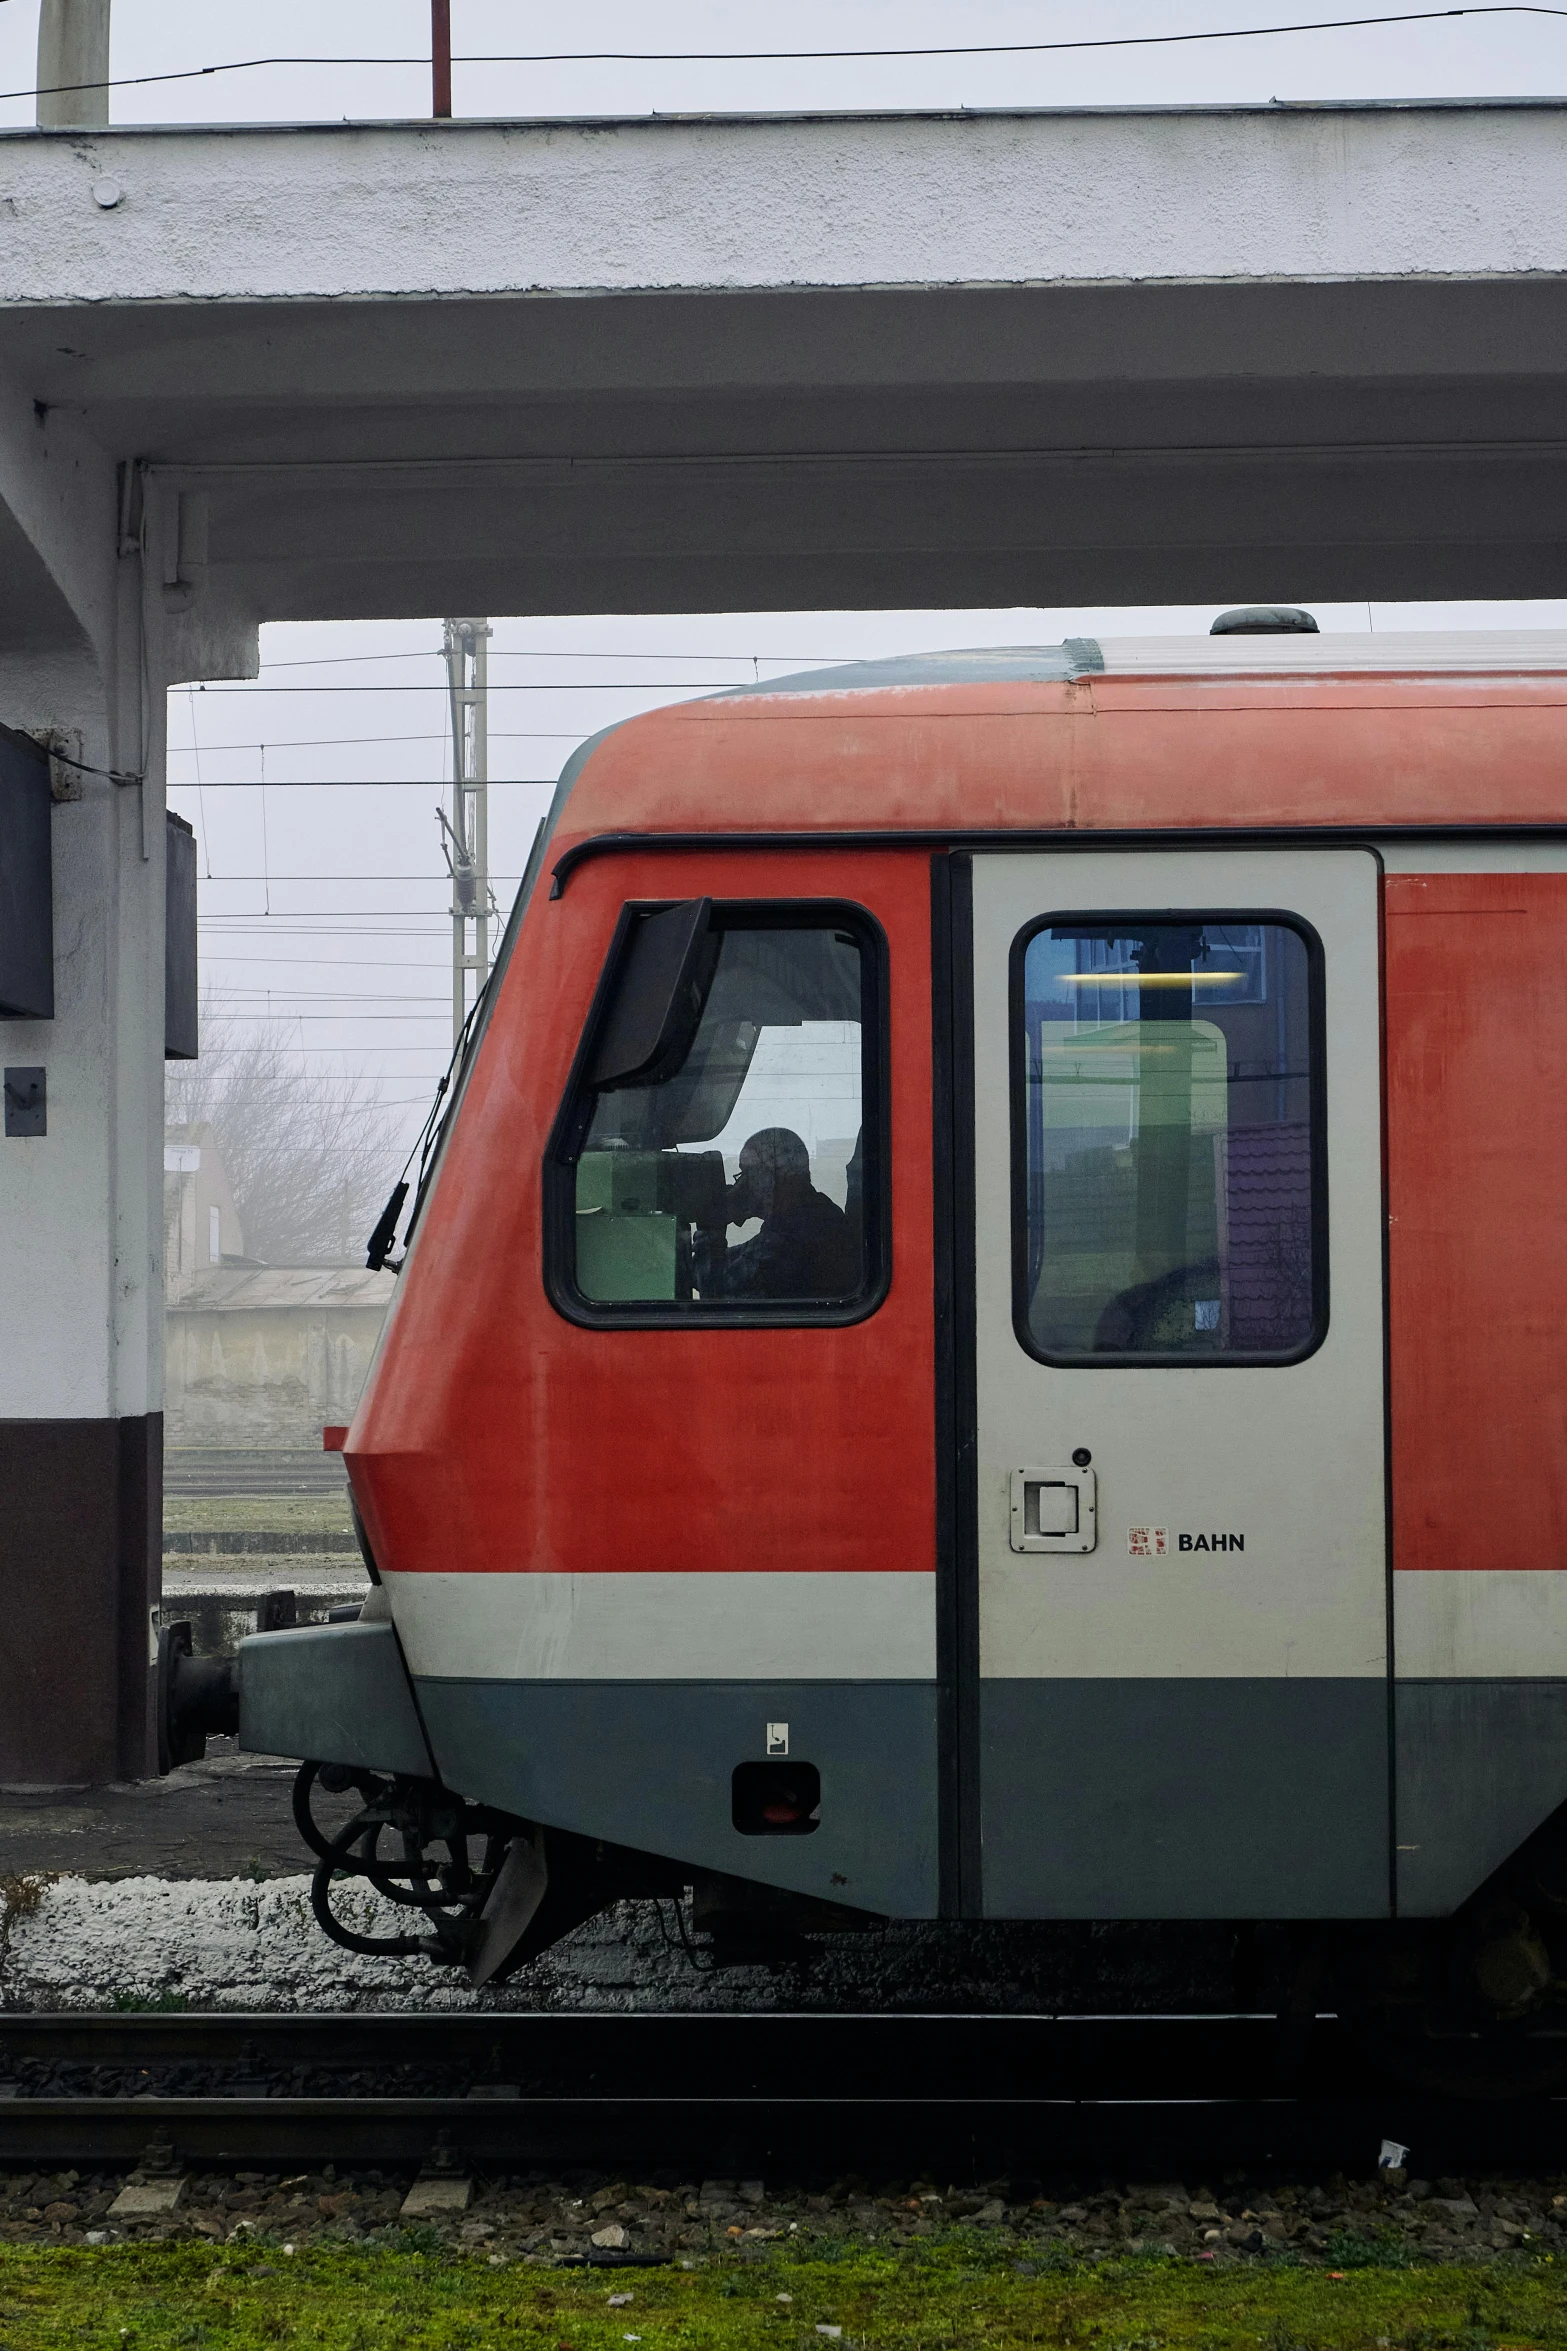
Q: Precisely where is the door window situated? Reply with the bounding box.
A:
[549,902,885,1323]
[1014,914,1324,1363]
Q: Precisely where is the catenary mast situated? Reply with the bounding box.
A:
[441,620,493,1044]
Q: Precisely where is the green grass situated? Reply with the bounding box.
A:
[162,1495,356,1538]
[4,2238,1567,2350]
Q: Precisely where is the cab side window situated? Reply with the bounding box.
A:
[1014,914,1325,1364]
[550,901,886,1324]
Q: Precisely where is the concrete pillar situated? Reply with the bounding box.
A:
[0,381,166,1786]
[0,671,167,1783]
[36,0,111,130]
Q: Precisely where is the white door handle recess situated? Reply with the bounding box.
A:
[1009,1465,1097,1554]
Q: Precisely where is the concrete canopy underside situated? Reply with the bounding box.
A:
[7,100,1567,620]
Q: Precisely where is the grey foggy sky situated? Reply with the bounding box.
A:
[5,0,1567,122]
[6,1,1566,1153]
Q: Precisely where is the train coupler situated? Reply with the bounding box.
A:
[291,1761,542,1975]
[156,1620,240,1774]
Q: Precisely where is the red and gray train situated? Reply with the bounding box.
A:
[166,614,1567,2087]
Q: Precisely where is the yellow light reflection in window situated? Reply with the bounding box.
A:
[1058,972,1246,988]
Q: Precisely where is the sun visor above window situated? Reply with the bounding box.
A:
[589,898,715,1089]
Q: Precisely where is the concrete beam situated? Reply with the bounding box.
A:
[1,103,1565,301]
[1,105,1567,615]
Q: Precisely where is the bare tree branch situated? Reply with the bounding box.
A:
[166,989,404,1266]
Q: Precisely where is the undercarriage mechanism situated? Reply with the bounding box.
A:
[294,1763,890,1987]
[294,1764,694,1987]
[1331,1800,1567,2097]
[295,1768,1567,2074]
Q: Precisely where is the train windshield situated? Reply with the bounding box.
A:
[567,911,878,1314]
[1016,916,1324,1362]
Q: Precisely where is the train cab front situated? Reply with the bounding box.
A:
[171,639,1567,2083]
[217,855,929,1983]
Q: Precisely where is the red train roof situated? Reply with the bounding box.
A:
[556,634,1567,852]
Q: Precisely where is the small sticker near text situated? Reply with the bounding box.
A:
[1127,1527,1168,1557]
[765,1721,790,1756]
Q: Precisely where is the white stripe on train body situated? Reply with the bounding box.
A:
[385,1569,937,1683]
[1396,1571,1567,1680]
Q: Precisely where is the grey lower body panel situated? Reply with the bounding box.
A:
[415,1678,940,1918]
[979,1678,1390,1918]
[1395,1679,1567,1916]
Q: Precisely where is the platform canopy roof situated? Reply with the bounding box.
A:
[4,97,1567,641]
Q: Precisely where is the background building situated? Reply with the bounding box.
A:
[164,1126,392,1446]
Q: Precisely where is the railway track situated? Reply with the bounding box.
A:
[163,1450,347,1499]
[2,2013,1565,2171]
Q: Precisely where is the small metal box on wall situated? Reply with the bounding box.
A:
[165,809,198,1060]
[0,726,52,1021]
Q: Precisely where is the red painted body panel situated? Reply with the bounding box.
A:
[1387,872,1567,1574]
[350,849,935,1582]
[349,669,1567,1595]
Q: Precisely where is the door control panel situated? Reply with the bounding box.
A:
[1009,1464,1097,1554]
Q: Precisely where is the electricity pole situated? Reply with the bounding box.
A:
[432,0,451,119]
[37,0,110,126]
[440,619,492,1044]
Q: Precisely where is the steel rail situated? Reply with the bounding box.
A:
[2,2014,1565,2171]
[0,2010,1327,2087]
[7,2093,1559,2171]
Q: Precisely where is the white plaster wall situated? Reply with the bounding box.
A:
[0,368,166,1421]
[0,754,165,1420]
[0,104,1562,306]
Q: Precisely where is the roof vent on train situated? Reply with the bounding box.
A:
[719,642,1104,695]
[1210,606,1320,634]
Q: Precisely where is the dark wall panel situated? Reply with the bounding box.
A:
[0,1415,160,1784]
[0,727,51,1021]
[165,811,198,1061]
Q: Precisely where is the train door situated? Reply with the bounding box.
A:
[962,848,1389,1918]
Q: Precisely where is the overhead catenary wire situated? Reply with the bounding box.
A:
[253,650,853,670]
[200,1044,457,1053]
[8,9,1567,105]
[215,990,456,1002]
[169,736,574,753]
[199,955,463,968]
[171,735,596,748]
[190,682,804,692]
[166,789,556,799]
[206,1013,457,1021]
[200,919,458,928]
[177,873,530,882]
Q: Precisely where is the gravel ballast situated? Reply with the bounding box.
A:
[0,2164,1563,2265]
[0,1872,1248,2014]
